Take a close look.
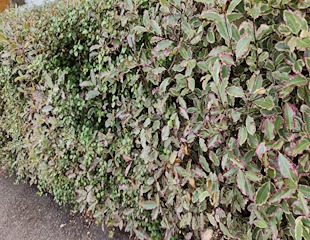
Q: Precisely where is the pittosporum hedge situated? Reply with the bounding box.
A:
[0,0,309,239]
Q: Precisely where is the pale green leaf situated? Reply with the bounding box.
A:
[236,35,251,59]
[16,56,23,64]
[237,170,254,200]
[159,0,170,6]
[217,20,229,41]
[42,105,53,113]
[255,182,271,205]
[226,86,244,98]
[295,217,303,240]
[45,73,53,89]
[283,103,295,130]
[199,138,208,152]
[0,33,8,43]
[298,192,309,216]
[86,90,100,100]
[199,155,210,172]
[200,11,222,21]
[151,20,162,36]
[199,191,210,203]
[283,10,301,35]
[219,223,233,238]
[246,116,256,135]
[294,139,310,155]
[169,151,178,164]
[188,77,195,92]
[254,220,268,229]
[162,125,170,141]
[254,96,274,110]
[227,0,242,13]
[80,81,94,87]
[126,0,133,11]
[238,127,247,145]
[278,153,292,179]
[287,75,308,87]
[141,201,157,210]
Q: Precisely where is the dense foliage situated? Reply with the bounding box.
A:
[0,0,309,239]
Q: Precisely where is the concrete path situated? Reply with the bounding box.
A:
[0,174,128,240]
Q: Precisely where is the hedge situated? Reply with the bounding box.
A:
[0,0,309,239]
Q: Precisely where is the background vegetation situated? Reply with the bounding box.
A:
[0,0,309,239]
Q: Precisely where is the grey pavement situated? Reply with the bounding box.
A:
[0,174,128,240]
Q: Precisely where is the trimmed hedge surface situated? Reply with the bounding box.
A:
[0,0,309,239]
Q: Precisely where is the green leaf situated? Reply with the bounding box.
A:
[245,171,262,182]
[133,229,148,240]
[237,170,254,200]
[217,20,229,41]
[161,125,170,141]
[264,119,275,140]
[212,59,221,84]
[238,127,247,145]
[236,35,251,59]
[45,73,53,89]
[299,185,310,198]
[219,223,233,238]
[154,40,173,52]
[86,90,100,100]
[270,188,294,203]
[283,10,301,35]
[175,166,188,177]
[246,116,256,135]
[255,182,271,205]
[199,138,208,152]
[159,0,170,6]
[298,192,309,216]
[226,86,244,98]
[141,201,157,210]
[284,178,297,189]
[169,151,178,164]
[126,0,133,11]
[206,213,217,227]
[16,56,23,64]
[199,155,210,172]
[42,105,53,113]
[160,78,170,93]
[199,191,210,203]
[287,75,308,87]
[275,41,290,51]
[80,81,94,87]
[151,20,162,36]
[188,77,195,92]
[283,103,295,130]
[179,107,189,120]
[179,44,192,60]
[227,0,242,13]
[256,24,272,40]
[278,153,292,179]
[294,139,310,155]
[295,217,303,240]
[0,33,8,43]
[209,151,219,166]
[254,220,268,229]
[197,61,208,72]
[200,11,222,21]
[254,96,274,110]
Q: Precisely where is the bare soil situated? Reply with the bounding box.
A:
[0,174,129,240]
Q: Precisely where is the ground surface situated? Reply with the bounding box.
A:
[0,174,128,240]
